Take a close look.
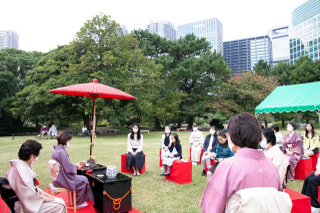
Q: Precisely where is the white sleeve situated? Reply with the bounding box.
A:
[137,135,143,152]
[127,134,133,152]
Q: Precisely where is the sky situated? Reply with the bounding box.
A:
[0,0,308,53]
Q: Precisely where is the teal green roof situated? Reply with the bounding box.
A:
[255,81,320,115]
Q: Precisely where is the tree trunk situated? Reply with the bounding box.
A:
[187,115,194,130]
[281,118,285,128]
[154,117,162,131]
[177,119,182,129]
[263,119,267,128]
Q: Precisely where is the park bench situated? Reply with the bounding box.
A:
[177,127,187,132]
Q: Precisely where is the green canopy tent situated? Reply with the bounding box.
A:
[255,81,320,131]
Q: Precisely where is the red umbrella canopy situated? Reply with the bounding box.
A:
[49,79,136,101]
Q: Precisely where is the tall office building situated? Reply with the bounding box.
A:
[120,25,128,35]
[290,0,320,64]
[147,20,176,41]
[177,18,223,53]
[268,26,290,65]
[0,30,19,50]
[223,35,272,77]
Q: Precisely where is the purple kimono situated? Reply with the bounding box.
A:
[283,131,303,180]
[51,145,93,205]
[201,148,282,213]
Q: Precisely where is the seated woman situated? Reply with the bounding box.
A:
[271,124,284,149]
[201,112,282,213]
[190,124,204,165]
[283,122,303,181]
[206,130,234,181]
[200,126,219,176]
[51,131,94,208]
[303,123,319,157]
[302,154,320,212]
[126,123,145,176]
[161,125,172,160]
[161,133,182,176]
[261,128,289,184]
[6,139,66,213]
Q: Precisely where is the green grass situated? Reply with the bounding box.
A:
[0,132,304,212]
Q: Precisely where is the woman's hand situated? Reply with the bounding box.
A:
[40,191,55,202]
[286,150,293,156]
[315,170,320,176]
[131,151,137,156]
[212,153,217,158]
[169,154,174,158]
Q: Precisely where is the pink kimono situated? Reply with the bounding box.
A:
[201,148,282,213]
[283,131,303,180]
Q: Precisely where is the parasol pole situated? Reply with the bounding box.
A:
[90,96,98,159]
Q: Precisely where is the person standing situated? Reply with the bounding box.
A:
[190,124,204,165]
[283,122,304,181]
[126,123,145,176]
[200,126,218,176]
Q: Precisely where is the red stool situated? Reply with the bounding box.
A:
[295,158,312,180]
[121,153,145,174]
[165,160,192,184]
[159,149,162,167]
[284,188,311,213]
[189,148,204,164]
[311,153,320,171]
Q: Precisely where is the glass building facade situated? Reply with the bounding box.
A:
[290,0,320,63]
[177,18,223,53]
[223,36,272,76]
[0,30,19,50]
[147,20,176,41]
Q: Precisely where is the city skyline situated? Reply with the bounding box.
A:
[1,0,307,53]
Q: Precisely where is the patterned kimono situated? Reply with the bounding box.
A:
[283,131,304,181]
[51,145,94,205]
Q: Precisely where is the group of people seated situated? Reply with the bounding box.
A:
[40,124,58,139]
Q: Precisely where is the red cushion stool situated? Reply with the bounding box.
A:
[165,160,192,184]
[159,149,162,167]
[189,148,203,164]
[311,152,320,171]
[284,188,311,213]
[121,153,145,174]
[295,157,312,180]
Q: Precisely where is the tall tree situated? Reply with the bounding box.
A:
[253,59,272,76]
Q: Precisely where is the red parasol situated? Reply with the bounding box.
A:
[50,79,136,159]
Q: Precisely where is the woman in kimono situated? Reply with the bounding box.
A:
[51,131,94,208]
[201,112,282,213]
[160,133,182,176]
[283,122,304,181]
[190,124,204,165]
[126,123,145,176]
[161,125,172,160]
[303,123,319,157]
[6,139,66,213]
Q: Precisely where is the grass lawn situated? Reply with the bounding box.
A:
[0,131,304,212]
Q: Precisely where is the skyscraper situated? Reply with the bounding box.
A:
[177,18,223,53]
[268,26,290,65]
[147,20,176,41]
[120,25,128,35]
[290,0,320,64]
[0,30,19,50]
[223,35,272,76]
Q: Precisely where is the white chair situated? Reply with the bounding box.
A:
[226,187,292,213]
[48,159,76,213]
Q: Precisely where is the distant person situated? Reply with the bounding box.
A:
[6,140,66,212]
[303,123,319,157]
[51,131,94,208]
[262,128,289,184]
[161,126,172,161]
[206,130,234,181]
[283,122,303,181]
[201,112,282,213]
[40,125,48,137]
[48,124,58,139]
[190,124,204,165]
[200,126,218,176]
[271,124,284,148]
[161,133,182,176]
[126,123,145,176]
[82,125,89,137]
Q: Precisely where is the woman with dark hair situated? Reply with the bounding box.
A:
[262,128,289,183]
[303,123,319,157]
[161,125,172,160]
[51,131,94,208]
[200,126,219,176]
[271,124,284,147]
[161,133,182,176]
[206,130,234,181]
[283,122,303,181]
[126,123,145,176]
[6,140,66,212]
[201,112,282,213]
